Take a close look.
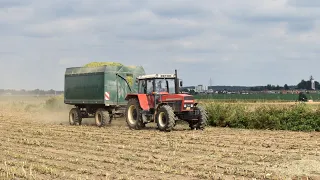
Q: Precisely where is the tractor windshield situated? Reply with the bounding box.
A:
[155,78,175,94]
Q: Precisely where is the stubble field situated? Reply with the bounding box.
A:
[0,96,320,180]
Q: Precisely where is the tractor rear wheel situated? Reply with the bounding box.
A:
[125,98,145,130]
[95,108,110,127]
[156,105,175,132]
[69,108,82,125]
[189,105,208,130]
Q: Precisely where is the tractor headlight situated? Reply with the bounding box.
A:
[191,104,193,107]
[184,104,187,108]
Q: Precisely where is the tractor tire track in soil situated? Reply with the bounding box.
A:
[1,106,320,180]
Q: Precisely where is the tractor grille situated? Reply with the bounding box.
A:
[167,101,182,112]
[184,96,194,100]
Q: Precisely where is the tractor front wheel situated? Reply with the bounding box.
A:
[125,98,145,130]
[69,108,82,125]
[95,108,110,127]
[189,105,208,130]
[156,105,175,132]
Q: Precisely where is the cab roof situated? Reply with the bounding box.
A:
[137,74,176,80]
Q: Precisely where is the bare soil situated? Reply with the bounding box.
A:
[0,96,320,180]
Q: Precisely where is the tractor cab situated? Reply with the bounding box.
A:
[136,73,182,95]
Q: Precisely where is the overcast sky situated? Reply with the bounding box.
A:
[0,0,319,90]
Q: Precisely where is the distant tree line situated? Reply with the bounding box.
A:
[249,79,319,91]
[181,78,319,94]
[250,84,285,91]
[0,89,64,95]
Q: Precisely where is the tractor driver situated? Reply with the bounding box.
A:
[155,79,166,93]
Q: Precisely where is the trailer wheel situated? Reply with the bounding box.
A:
[69,108,82,125]
[95,108,110,127]
[189,105,208,130]
[156,105,175,132]
[125,98,144,130]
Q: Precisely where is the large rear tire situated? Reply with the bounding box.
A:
[189,105,208,130]
[69,108,82,125]
[125,98,145,130]
[156,105,175,132]
[95,108,110,127]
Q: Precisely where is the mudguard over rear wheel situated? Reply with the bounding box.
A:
[125,98,145,130]
[189,105,208,130]
[95,108,110,127]
[156,105,175,132]
[69,108,82,125]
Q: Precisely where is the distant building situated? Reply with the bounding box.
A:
[310,76,315,90]
[196,85,203,92]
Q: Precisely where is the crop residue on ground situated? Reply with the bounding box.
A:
[0,96,319,179]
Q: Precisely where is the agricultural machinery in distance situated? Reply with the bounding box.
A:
[125,70,208,132]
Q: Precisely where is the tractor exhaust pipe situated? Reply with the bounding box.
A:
[175,69,179,94]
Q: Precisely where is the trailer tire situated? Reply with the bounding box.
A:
[95,108,110,127]
[189,105,208,130]
[69,108,82,125]
[125,98,144,130]
[156,105,175,132]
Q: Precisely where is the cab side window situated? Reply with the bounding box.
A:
[146,79,153,94]
[138,80,146,94]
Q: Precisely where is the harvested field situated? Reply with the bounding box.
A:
[1,96,320,179]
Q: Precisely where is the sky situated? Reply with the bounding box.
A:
[0,0,320,90]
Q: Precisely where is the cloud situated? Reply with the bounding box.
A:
[0,0,32,8]
[288,0,320,7]
[0,0,319,90]
[24,17,97,37]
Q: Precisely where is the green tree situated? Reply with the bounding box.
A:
[297,80,307,89]
[189,89,195,95]
[266,84,272,90]
[316,81,320,89]
[298,92,308,101]
[284,84,289,90]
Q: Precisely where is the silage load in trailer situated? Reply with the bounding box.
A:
[82,62,138,87]
[83,62,124,68]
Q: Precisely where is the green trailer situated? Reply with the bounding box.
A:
[64,64,145,127]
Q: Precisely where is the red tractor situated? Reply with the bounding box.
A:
[125,70,208,132]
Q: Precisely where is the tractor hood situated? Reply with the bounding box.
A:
[160,93,194,102]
